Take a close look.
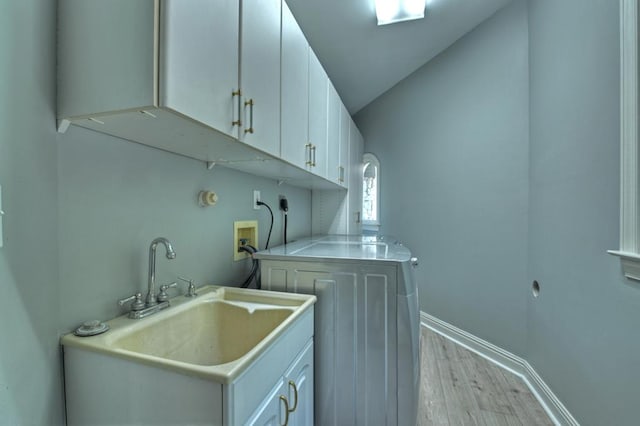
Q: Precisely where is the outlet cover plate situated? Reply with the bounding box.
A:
[233,220,258,261]
[253,190,261,210]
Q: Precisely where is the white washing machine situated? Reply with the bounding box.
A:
[255,235,420,426]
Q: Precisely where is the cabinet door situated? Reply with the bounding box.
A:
[284,341,314,426]
[348,122,364,234]
[240,0,281,156]
[160,0,240,139]
[327,83,341,184]
[308,49,329,179]
[280,1,310,170]
[246,380,288,426]
[58,0,158,118]
[339,104,350,189]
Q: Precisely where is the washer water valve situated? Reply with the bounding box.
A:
[198,190,218,207]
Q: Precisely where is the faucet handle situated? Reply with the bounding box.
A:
[118,293,145,311]
[157,282,178,303]
[178,276,198,297]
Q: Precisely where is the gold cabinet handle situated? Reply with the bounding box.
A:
[288,380,298,412]
[279,395,290,426]
[244,98,254,134]
[305,143,313,166]
[231,89,242,127]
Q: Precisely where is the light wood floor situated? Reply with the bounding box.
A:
[418,327,554,426]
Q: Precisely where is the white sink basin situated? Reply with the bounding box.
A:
[61,286,316,383]
[112,299,294,366]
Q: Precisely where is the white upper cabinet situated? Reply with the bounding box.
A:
[339,103,350,189]
[326,82,350,189]
[348,122,364,234]
[281,5,329,181]
[161,0,239,139]
[308,49,329,179]
[57,0,158,118]
[280,1,310,171]
[57,0,357,192]
[240,0,282,156]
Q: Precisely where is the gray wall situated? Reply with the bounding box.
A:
[358,0,639,424]
[57,127,311,332]
[0,1,311,424]
[527,1,638,425]
[355,0,530,356]
[0,0,63,424]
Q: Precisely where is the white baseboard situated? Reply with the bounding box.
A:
[420,311,579,426]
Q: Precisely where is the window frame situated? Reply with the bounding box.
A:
[608,0,640,280]
[362,152,381,229]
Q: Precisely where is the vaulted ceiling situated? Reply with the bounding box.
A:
[285,0,512,113]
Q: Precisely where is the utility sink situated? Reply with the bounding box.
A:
[60,286,316,383]
[112,298,294,366]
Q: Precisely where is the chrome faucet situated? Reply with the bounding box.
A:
[146,237,176,306]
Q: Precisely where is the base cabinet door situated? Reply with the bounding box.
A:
[284,341,314,426]
[247,340,314,426]
[247,380,288,426]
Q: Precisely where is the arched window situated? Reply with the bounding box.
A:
[362,153,380,231]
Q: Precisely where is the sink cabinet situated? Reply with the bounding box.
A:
[62,290,314,426]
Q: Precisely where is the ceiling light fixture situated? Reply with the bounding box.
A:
[375,0,425,26]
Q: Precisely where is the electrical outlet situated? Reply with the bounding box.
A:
[279,195,288,212]
[253,190,261,210]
